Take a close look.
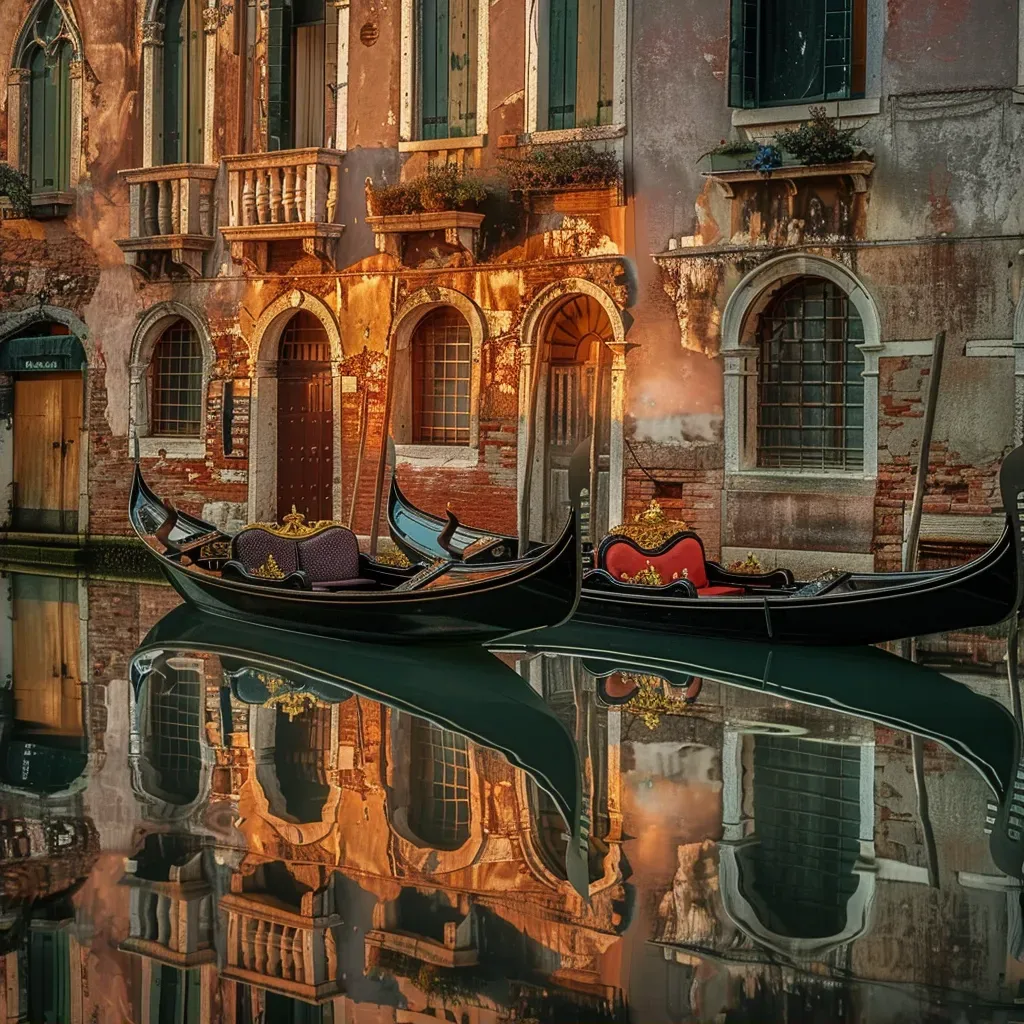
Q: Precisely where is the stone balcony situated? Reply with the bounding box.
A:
[365,210,484,264]
[222,149,344,272]
[116,164,219,278]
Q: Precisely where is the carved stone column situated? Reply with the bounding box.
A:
[605,340,635,533]
[6,69,30,177]
[141,21,165,168]
[202,4,219,164]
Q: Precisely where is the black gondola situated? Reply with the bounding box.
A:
[388,444,1024,646]
[131,604,591,897]
[489,620,1024,878]
[129,462,580,644]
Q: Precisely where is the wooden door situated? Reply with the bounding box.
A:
[12,372,81,533]
[541,296,612,541]
[277,312,334,522]
[12,575,82,737]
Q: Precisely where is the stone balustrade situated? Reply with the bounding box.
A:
[116,164,219,278]
[222,149,344,271]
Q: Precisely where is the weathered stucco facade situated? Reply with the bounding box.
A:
[1,0,1022,566]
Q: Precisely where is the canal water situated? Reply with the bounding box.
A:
[0,567,1022,1023]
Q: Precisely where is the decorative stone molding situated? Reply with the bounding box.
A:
[366,210,484,263]
[117,163,219,278]
[141,19,164,44]
[704,159,875,200]
[222,149,344,272]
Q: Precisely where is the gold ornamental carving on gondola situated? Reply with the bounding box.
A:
[241,506,344,539]
[609,499,690,549]
[257,672,325,721]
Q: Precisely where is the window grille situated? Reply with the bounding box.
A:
[151,320,203,437]
[756,277,864,471]
[729,0,866,109]
[409,718,470,849]
[419,0,478,139]
[148,665,201,804]
[279,310,331,365]
[412,308,471,445]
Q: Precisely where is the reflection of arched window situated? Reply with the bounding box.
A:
[757,277,865,471]
[273,705,331,823]
[735,736,861,939]
[143,660,201,806]
[409,720,470,849]
[150,319,203,437]
[161,0,205,163]
[26,2,72,194]
[412,308,472,445]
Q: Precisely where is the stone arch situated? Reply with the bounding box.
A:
[718,727,877,959]
[130,301,215,458]
[8,0,85,191]
[389,286,487,451]
[248,290,344,522]
[516,279,630,540]
[386,711,485,874]
[720,253,883,477]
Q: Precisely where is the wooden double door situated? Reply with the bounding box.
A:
[276,312,334,522]
[12,373,82,533]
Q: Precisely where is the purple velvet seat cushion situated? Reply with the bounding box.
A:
[232,530,299,576]
[298,527,361,584]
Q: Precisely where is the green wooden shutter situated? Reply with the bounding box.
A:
[447,0,477,137]
[268,0,294,150]
[164,0,185,162]
[420,0,449,139]
[186,968,202,1022]
[548,0,578,129]
[728,0,759,108]
[186,0,206,161]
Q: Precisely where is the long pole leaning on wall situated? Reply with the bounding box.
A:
[517,331,547,557]
[369,275,401,556]
[901,329,946,889]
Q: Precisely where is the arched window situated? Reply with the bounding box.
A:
[142,658,202,806]
[26,1,72,194]
[150,319,203,437]
[412,307,471,445]
[409,719,470,849]
[757,277,864,471]
[161,0,205,163]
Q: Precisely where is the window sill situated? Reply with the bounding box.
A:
[521,124,627,146]
[398,135,485,153]
[137,436,206,460]
[394,444,479,468]
[731,97,881,128]
[726,470,875,496]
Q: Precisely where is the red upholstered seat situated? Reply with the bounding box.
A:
[603,536,709,588]
[699,584,745,597]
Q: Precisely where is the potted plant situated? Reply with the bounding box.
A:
[366,165,489,217]
[773,106,863,167]
[0,164,32,219]
[499,142,621,212]
[698,140,758,172]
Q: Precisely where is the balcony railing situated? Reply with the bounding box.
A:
[116,164,218,278]
[222,149,344,272]
[221,893,342,1003]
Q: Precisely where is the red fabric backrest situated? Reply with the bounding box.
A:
[601,537,708,589]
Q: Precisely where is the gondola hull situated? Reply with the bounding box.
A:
[389,446,1024,646]
[130,465,581,644]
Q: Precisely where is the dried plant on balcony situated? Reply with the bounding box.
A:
[499,142,620,193]
[367,165,489,217]
[0,164,32,218]
[773,106,862,166]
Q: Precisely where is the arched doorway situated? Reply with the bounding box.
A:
[541,295,613,541]
[276,311,333,522]
[1,321,85,533]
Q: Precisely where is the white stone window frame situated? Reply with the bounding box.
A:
[399,0,489,151]
[6,0,86,193]
[140,0,219,168]
[523,0,627,143]
[730,0,885,128]
[721,252,884,484]
[390,287,486,467]
[130,301,216,460]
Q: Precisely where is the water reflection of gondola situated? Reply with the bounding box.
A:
[492,621,1024,879]
[131,604,591,898]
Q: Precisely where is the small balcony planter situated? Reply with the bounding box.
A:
[499,142,622,214]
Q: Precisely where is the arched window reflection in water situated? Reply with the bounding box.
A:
[409,719,471,850]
